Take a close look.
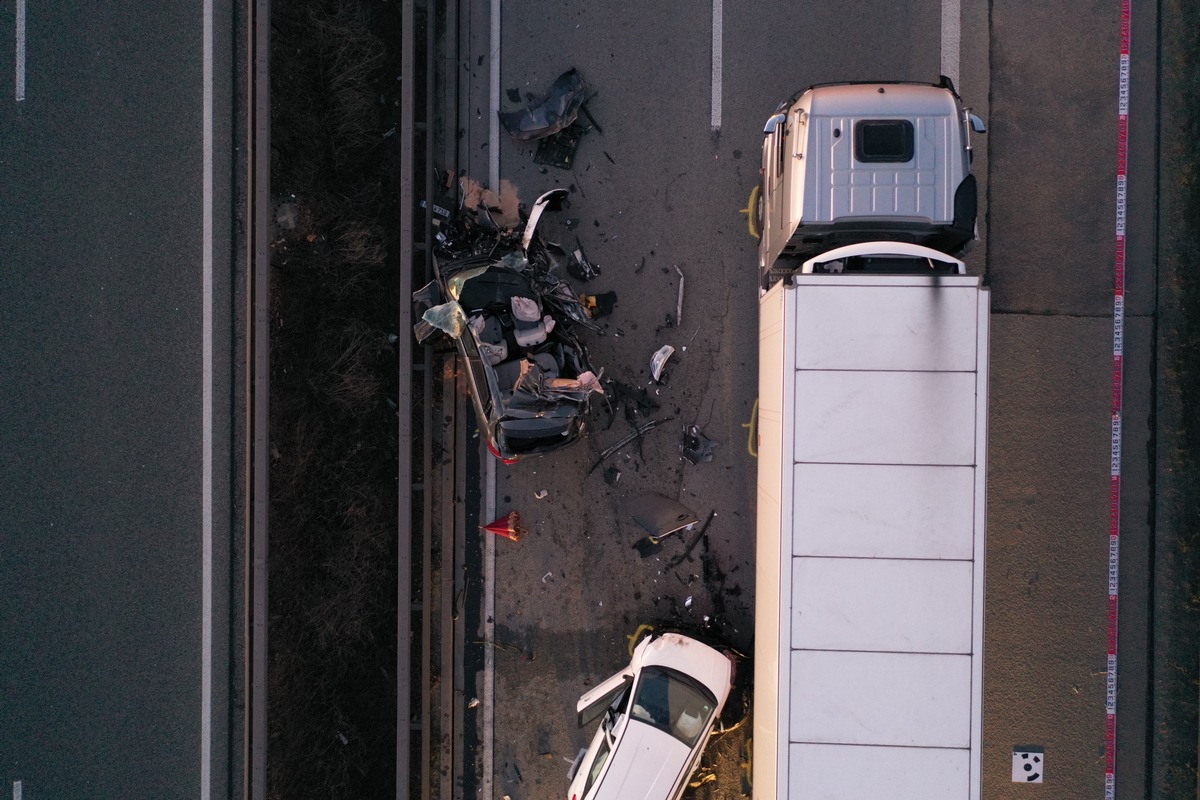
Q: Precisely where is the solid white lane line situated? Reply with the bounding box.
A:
[15,0,26,101]
[483,5,500,800]
[940,0,961,88]
[488,0,500,188]
[711,0,722,131]
[201,0,214,798]
[12,781,22,800]
[482,454,496,800]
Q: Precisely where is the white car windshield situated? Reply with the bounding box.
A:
[628,667,716,748]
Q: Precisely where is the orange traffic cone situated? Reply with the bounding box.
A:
[482,511,525,542]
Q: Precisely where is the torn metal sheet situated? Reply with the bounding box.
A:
[522,188,569,254]
[499,68,590,141]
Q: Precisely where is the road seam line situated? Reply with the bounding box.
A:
[940,0,961,87]
[201,0,214,797]
[711,0,722,131]
[15,0,25,101]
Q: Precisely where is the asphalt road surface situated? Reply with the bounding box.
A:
[0,4,243,798]
[448,0,1164,798]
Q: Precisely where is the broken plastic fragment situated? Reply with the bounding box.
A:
[421,301,468,338]
[650,345,675,383]
[534,489,549,500]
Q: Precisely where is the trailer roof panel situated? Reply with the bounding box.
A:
[792,557,974,653]
[792,463,976,558]
[790,650,972,748]
[794,370,978,465]
[790,742,971,800]
[794,284,979,371]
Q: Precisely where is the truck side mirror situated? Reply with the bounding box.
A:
[763,113,786,135]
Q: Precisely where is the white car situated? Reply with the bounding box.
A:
[567,632,735,800]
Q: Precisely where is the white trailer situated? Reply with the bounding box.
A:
[754,244,989,800]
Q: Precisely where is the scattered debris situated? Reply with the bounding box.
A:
[481,512,526,542]
[651,345,675,384]
[587,417,674,475]
[499,68,590,141]
[542,571,554,583]
[467,697,481,709]
[602,465,621,485]
[534,489,549,500]
[682,424,718,464]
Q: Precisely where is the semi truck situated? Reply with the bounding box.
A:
[754,80,989,800]
[756,78,985,283]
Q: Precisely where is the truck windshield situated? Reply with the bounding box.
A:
[629,667,717,748]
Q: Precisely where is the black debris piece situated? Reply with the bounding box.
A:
[533,122,587,170]
[580,291,617,318]
[579,102,603,134]
[567,241,601,281]
[682,424,718,464]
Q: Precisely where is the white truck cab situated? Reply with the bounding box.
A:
[758,78,985,284]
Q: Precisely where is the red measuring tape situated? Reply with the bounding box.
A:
[1106,1,1130,797]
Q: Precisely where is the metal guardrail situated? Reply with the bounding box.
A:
[246,0,270,797]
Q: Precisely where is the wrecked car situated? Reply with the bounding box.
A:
[414,189,603,463]
[566,631,734,800]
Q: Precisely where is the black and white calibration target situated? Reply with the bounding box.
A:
[1012,746,1044,783]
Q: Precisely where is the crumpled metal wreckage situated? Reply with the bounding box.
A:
[413,187,605,461]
